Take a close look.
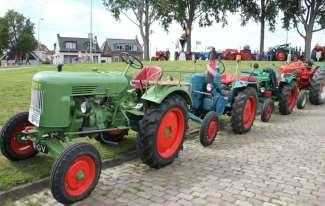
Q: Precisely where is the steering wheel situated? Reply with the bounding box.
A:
[120,52,143,69]
[218,60,226,74]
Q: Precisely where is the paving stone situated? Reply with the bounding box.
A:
[11,105,325,206]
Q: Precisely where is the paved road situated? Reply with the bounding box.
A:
[13,104,325,206]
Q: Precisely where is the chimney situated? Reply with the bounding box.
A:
[53,43,57,52]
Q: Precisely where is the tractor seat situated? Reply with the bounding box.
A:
[221,73,237,84]
[239,75,257,82]
[132,65,163,89]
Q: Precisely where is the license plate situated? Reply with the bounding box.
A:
[35,143,48,153]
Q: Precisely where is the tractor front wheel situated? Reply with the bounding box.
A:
[309,69,325,105]
[137,94,187,169]
[297,90,307,109]
[279,82,298,115]
[231,87,257,134]
[199,111,218,147]
[50,143,101,204]
[261,101,274,122]
[0,112,38,161]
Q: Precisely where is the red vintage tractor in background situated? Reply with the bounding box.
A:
[278,61,325,109]
[221,49,238,60]
[151,50,170,61]
[240,45,252,60]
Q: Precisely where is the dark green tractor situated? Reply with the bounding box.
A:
[239,63,298,122]
[0,53,192,204]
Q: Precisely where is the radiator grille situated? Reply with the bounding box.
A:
[72,86,97,95]
[28,89,43,126]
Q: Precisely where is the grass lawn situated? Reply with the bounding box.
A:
[0,60,299,192]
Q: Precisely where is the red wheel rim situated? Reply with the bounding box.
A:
[277,52,285,61]
[207,120,218,141]
[264,103,273,120]
[288,86,298,109]
[107,130,124,136]
[243,96,256,129]
[156,107,185,158]
[10,122,35,156]
[64,155,96,197]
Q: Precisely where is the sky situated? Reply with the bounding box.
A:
[0,0,324,56]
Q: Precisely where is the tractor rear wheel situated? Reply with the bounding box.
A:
[199,111,218,147]
[0,112,38,161]
[261,101,274,122]
[231,87,257,134]
[279,82,298,115]
[276,51,286,61]
[297,90,307,109]
[96,129,128,145]
[309,69,325,105]
[50,143,101,205]
[137,94,187,169]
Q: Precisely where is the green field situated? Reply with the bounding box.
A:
[0,60,295,192]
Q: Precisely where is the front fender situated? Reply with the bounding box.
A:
[279,73,296,85]
[141,85,192,105]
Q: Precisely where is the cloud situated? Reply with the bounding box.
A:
[0,0,324,55]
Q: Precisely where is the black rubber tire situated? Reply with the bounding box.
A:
[137,94,188,169]
[199,111,218,147]
[261,101,274,122]
[96,130,128,145]
[309,68,325,105]
[50,143,102,204]
[231,87,257,134]
[0,112,38,161]
[297,90,307,109]
[279,82,298,115]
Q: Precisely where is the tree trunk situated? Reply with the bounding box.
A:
[142,0,150,61]
[186,22,192,53]
[304,29,313,60]
[259,0,265,55]
[143,34,150,61]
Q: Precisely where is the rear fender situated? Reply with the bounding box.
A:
[141,85,192,106]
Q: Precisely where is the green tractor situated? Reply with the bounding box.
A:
[0,53,192,204]
[239,63,298,122]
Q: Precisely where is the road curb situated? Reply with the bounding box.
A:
[0,129,199,204]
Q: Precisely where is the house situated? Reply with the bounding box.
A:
[55,34,101,64]
[101,38,143,62]
[34,43,54,63]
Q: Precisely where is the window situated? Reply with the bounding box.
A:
[65,42,76,50]
[125,45,132,51]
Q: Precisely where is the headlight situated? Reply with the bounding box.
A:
[260,87,265,93]
[80,101,89,113]
[206,83,213,92]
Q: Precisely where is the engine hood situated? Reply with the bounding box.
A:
[32,71,130,95]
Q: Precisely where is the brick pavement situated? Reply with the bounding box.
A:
[11,104,325,206]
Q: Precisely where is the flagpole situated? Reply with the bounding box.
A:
[90,0,93,63]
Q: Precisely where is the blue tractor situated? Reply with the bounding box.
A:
[188,61,258,146]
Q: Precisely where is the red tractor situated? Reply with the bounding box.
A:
[221,49,239,60]
[278,61,325,109]
[151,51,170,61]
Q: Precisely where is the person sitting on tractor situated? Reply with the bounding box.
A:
[206,47,222,92]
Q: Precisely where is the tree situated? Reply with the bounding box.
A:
[156,0,238,52]
[279,0,325,59]
[0,10,37,58]
[239,0,279,54]
[103,0,159,60]
[0,17,9,57]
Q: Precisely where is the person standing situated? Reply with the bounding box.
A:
[316,50,322,61]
